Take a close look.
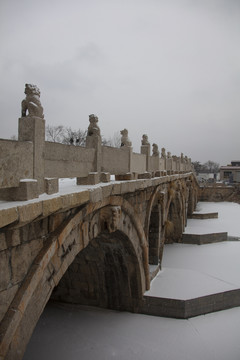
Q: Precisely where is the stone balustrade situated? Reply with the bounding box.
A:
[0,84,193,201]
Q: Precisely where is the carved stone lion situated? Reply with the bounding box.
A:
[87,114,101,136]
[161,147,166,159]
[152,143,159,156]
[141,134,149,146]
[21,84,44,118]
[120,129,132,147]
[100,206,121,233]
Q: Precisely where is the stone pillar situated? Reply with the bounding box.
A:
[120,145,133,173]
[18,116,45,193]
[141,144,150,172]
[86,135,102,173]
[85,114,102,173]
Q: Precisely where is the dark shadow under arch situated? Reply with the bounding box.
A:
[51,230,143,312]
[166,194,184,243]
[148,202,162,265]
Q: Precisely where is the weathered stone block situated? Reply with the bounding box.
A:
[44,178,59,195]
[0,232,7,251]
[0,250,11,290]
[89,188,103,203]
[115,173,134,181]
[6,229,21,247]
[101,184,113,198]
[0,285,19,323]
[61,190,89,209]
[0,207,18,228]
[138,172,152,179]
[121,181,136,194]
[77,172,100,185]
[18,202,43,224]
[17,179,38,201]
[111,183,121,195]
[11,239,43,285]
[42,197,62,217]
[100,172,110,183]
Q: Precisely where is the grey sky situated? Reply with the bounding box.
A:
[0,0,239,165]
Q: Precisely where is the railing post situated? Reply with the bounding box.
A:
[85,114,102,173]
[18,84,45,194]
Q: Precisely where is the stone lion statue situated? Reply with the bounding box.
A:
[161,147,166,159]
[152,143,159,156]
[21,84,44,118]
[87,114,101,137]
[141,134,149,146]
[120,129,132,147]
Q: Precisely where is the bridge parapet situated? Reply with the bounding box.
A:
[0,84,193,201]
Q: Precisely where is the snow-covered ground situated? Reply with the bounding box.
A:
[23,202,240,360]
[185,201,240,237]
[146,201,240,299]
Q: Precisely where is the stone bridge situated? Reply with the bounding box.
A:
[0,173,198,360]
[0,85,198,359]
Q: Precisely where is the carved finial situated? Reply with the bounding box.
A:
[87,114,101,137]
[141,134,149,145]
[152,143,159,156]
[21,84,44,118]
[167,151,172,159]
[120,129,132,147]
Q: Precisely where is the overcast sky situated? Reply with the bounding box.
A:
[0,0,239,165]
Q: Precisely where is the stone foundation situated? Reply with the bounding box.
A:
[141,288,240,319]
[182,232,228,245]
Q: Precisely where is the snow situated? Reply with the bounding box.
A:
[24,303,240,360]
[185,201,240,237]
[146,242,240,299]
[0,177,117,210]
[146,202,240,299]
[23,202,240,360]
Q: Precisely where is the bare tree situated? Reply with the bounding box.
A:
[102,131,121,148]
[192,160,220,174]
[45,125,65,143]
[46,124,121,148]
[46,124,87,146]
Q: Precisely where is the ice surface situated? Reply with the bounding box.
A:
[185,201,240,237]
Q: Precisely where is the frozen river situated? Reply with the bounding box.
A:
[23,202,240,360]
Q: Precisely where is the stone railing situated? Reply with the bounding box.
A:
[0,84,193,201]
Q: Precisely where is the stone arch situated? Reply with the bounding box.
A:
[145,185,165,268]
[165,181,186,243]
[0,196,148,360]
[51,230,143,312]
[187,177,198,216]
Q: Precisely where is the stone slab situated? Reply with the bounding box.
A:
[189,212,218,219]
[141,288,240,319]
[182,232,228,245]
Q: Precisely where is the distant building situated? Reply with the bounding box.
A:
[220,161,240,183]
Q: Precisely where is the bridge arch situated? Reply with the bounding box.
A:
[51,229,143,311]
[165,181,187,243]
[0,196,149,360]
[145,185,166,267]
